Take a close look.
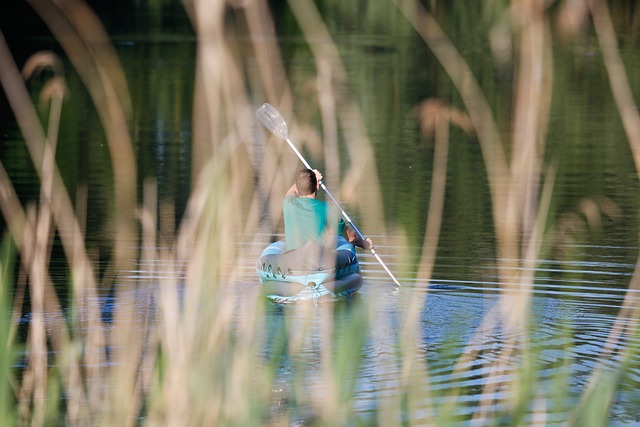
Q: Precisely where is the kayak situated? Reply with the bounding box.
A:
[256,236,362,303]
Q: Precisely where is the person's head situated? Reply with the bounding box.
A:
[295,169,317,196]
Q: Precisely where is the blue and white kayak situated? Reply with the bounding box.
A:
[256,237,362,303]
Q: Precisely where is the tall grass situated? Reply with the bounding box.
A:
[0,0,639,425]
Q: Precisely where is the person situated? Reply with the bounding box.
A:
[283,168,373,252]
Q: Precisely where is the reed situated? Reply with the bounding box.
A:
[0,0,638,425]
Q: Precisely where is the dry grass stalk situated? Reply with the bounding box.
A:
[394,0,562,422]
[568,1,640,420]
[414,99,473,285]
[0,33,96,425]
[589,0,640,178]
[26,0,137,280]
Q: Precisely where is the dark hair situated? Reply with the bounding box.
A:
[295,169,317,196]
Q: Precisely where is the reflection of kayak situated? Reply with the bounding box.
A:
[256,237,363,303]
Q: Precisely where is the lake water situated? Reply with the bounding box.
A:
[2,1,640,425]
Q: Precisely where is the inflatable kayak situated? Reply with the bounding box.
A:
[256,236,362,303]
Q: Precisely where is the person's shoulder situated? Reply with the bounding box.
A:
[283,194,298,206]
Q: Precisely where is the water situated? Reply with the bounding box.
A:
[240,231,640,423]
[2,1,640,424]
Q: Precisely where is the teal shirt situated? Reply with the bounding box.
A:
[283,195,340,250]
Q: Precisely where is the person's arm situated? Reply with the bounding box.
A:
[343,226,374,250]
[286,183,298,197]
[312,169,323,190]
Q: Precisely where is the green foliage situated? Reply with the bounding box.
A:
[0,236,17,426]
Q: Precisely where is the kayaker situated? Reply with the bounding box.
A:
[283,168,374,251]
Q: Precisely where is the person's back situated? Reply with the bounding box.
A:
[282,169,334,251]
[282,168,373,252]
[283,195,330,250]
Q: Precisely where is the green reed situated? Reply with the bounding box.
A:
[0,0,639,426]
[0,237,17,426]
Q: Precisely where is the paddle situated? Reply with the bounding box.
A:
[256,103,401,287]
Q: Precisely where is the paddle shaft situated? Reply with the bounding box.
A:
[284,136,402,287]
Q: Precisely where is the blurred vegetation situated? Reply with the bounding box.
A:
[0,0,640,425]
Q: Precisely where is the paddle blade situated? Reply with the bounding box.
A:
[256,103,289,140]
